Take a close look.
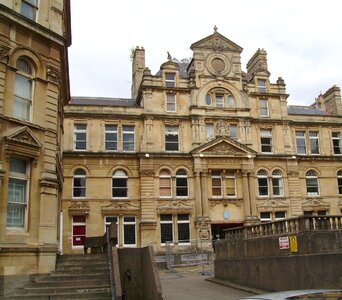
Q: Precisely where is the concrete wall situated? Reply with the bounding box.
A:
[117,246,162,300]
[215,229,342,291]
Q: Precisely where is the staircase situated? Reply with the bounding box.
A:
[5,253,112,299]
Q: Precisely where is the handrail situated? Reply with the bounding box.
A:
[224,215,342,240]
[106,226,116,300]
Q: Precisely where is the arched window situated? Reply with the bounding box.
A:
[112,170,128,198]
[159,169,171,197]
[306,170,319,196]
[205,88,235,108]
[73,169,86,198]
[272,170,284,196]
[257,170,269,196]
[13,58,34,121]
[337,170,342,195]
[176,169,188,197]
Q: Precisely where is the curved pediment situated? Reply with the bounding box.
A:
[192,136,256,157]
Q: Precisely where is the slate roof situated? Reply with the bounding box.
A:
[69,97,138,107]
[155,59,190,78]
[288,105,328,116]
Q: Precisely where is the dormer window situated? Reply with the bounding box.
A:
[257,79,267,93]
[165,73,176,88]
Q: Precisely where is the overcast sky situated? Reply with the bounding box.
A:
[69,0,342,106]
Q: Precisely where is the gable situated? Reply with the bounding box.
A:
[3,126,41,158]
[190,31,243,53]
[192,137,256,156]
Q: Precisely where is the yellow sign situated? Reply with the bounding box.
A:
[290,235,298,252]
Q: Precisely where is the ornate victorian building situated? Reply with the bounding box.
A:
[0,1,71,274]
[62,29,342,255]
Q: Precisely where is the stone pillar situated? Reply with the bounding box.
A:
[194,170,202,218]
[242,170,251,216]
[201,170,209,217]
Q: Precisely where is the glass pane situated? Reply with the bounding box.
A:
[9,178,27,203]
[124,224,136,245]
[7,203,25,228]
[160,214,172,221]
[161,223,173,243]
[10,158,27,174]
[178,223,190,243]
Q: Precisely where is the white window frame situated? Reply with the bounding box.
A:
[260,212,271,222]
[306,170,320,196]
[7,158,29,230]
[74,124,87,151]
[215,94,224,108]
[260,129,273,153]
[206,124,214,140]
[165,126,179,152]
[176,169,188,198]
[72,168,86,198]
[272,170,284,197]
[296,131,307,154]
[104,216,119,246]
[260,99,269,117]
[332,132,342,155]
[122,125,135,152]
[21,0,38,21]
[225,171,236,197]
[13,58,34,121]
[166,93,176,112]
[257,79,267,93]
[257,170,269,197]
[72,215,86,248]
[105,124,118,151]
[177,214,190,245]
[165,72,176,87]
[309,131,320,155]
[211,171,223,198]
[160,214,174,245]
[122,216,136,247]
[159,169,172,198]
[112,170,128,199]
[338,170,342,195]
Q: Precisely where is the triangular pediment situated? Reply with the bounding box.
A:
[190,31,243,53]
[192,137,256,157]
[4,126,41,148]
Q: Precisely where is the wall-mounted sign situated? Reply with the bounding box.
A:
[290,235,298,252]
[279,236,289,249]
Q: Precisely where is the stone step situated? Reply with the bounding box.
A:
[24,284,111,294]
[51,268,110,276]
[57,254,107,262]
[6,287,112,299]
[32,272,110,282]
[26,278,110,288]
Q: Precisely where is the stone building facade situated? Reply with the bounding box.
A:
[62,29,342,255]
[0,1,71,275]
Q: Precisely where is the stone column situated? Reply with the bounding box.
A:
[242,170,251,216]
[194,170,202,218]
[201,170,209,217]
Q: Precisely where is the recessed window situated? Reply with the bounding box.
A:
[104,216,118,246]
[160,214,190,245]
[211,171,222,197]
[260,129,273,153]
[123,216,136,246]
[260,99,269,117]
[332,132,342,154]
[306,170,319,196]
[206,124,214,140]
[257,170,269,197]
[166,93,176,112]
[73,169,86,198]
[105,125,118,151]
[205,88,235,108]
[165,126,179,151]
[272,170,284,197]
[112,170,128,198]
[21,0,38,20]
[160,214,173,244]
[176,169,188,197]
[74,124,87,151]
[122,125,135,152]
[165,73,176,88]
[14,58,34,121]
[296,131,306,154]
[206,94,212,105]
[338,170,342,195]
[257,79,267,93]
[225,171,236,197]
[159,169,172,198]
[7,158,29,229]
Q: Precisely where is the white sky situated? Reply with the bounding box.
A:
[69,0,342,105]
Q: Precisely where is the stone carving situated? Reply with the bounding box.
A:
[102,201,139,210]
[210,198,242,208]
[69,201,90,210]
[46,64,61,83]
[258,198,288,208]
[157,200,193,213]
[215,120,230,136]
[303,197,329,208]
[0,45,10,60]
[140,169,154,176]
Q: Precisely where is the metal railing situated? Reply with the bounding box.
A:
[224,215,342,240]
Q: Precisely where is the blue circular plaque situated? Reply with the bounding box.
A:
[223,211,230,220]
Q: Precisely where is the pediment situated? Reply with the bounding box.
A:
[190,31,243,53]
[4,126,41,149]
[192,137,256,157]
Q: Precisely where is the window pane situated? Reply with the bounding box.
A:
[161,223,173,244]
[124,224,136,245]
[178,223,190,243]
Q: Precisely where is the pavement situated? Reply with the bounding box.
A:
[159,264,265,300]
